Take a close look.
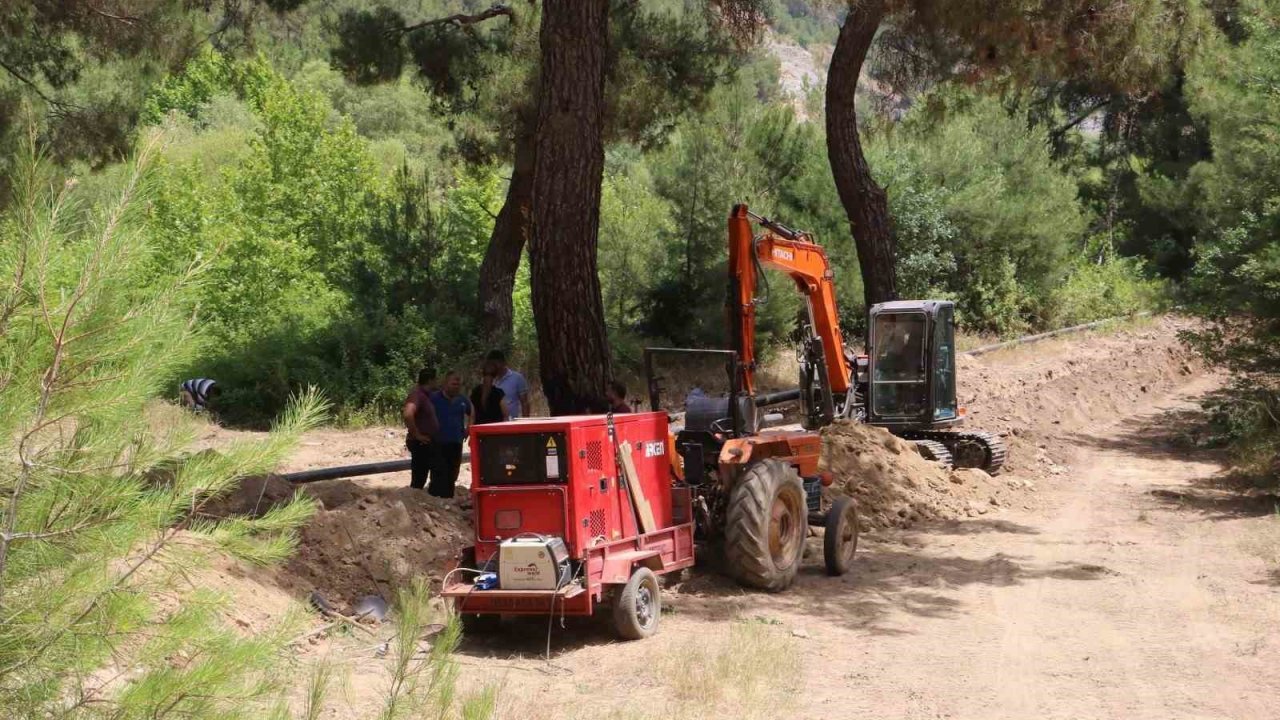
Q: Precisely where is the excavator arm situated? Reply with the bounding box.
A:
[727,204,853,404]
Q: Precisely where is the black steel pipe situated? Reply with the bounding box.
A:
[282,459,411,484]
[963,311,1154,357]
[754,388,801,407]
[281,448,472,485]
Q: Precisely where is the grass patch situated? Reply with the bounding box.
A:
[658,620,801,719]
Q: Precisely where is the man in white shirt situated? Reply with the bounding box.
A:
[485,350,531,419]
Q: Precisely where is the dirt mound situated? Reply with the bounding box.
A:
[959,315,1202,480]
[213,475,472,610]
[817,316,1204,532]
[819,422,1016,530]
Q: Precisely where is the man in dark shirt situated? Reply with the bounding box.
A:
[469,368,509,425]
[428,371,471,499]
[403,368,439,490]
[606,380,631,414]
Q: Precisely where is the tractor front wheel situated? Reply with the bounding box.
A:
[823,496,859,576]
[612,566,661,640]
[724,460,806,592]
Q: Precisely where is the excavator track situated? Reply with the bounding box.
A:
[897,430,1007,476]
[911,439,953,469]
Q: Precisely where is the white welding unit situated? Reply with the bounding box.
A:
[497,536,571,590]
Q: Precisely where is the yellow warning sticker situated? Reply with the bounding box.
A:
[545,437,555,449]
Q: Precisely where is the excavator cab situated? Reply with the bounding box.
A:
[866,300,959,429]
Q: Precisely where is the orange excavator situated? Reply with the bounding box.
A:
[644,204,1005,592]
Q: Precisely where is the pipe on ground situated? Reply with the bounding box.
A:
[282,448,472,484]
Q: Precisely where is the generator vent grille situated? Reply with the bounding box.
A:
[588,509,606,538]
[585,441,604,470]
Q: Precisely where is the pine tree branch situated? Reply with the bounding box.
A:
[86,3,141,26]
[1052,98,1112,141]
[398,4,513,35]
[0,59,81,113]
[2,519,108,543]
[0,139,152,609]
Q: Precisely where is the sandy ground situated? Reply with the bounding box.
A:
[191,317,1280,718]
[449,373,1280,720]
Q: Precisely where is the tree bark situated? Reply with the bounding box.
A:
[826,0,898,307]
[477,122,535,345]
[528,0,611,415]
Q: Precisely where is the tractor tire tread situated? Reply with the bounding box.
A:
[724,459,805,593]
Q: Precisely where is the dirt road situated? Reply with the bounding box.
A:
[457,374,1280,720]
[200,319,1280,719]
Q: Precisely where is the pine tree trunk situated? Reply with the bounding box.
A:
[528,0,611,414]
[477,124,535,345]
[826,0,898,307]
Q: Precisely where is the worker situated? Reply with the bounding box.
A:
[429,371,471,500]
[469,367,510,425]
[403,367,440,491]
[179,378,220,413]
[485,350,530,419]
[605,380,631,414]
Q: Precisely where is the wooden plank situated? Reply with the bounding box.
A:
[618,441,658,534]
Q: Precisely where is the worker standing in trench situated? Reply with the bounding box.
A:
[403,368,440,491]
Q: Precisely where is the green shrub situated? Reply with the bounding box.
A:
[141,52,506,425]
[1049,237,1165,327]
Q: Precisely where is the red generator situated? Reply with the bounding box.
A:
[441,412,695,640]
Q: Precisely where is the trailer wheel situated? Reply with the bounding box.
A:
[823,496,859,576]
[725,459,806,592]
[612,566,661,640]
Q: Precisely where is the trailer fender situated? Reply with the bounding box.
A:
[601,550,663,585]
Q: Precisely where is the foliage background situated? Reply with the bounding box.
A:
[2,0,1179,426]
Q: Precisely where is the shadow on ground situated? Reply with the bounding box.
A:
[1064,402,1218,460]
[1065,397,1279,522]
[454,510,1107,658]
[1146,478,1280,521]
[664,540,1116,639]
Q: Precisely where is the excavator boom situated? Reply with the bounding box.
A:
[727,204,852,399]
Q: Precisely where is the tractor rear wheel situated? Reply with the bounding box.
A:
[724,460,806,592]
[823,496,859,576]
[612,566,661,640]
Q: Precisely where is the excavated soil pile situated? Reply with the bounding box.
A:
[959,315,1202,480]
[819,421,1016,530]
[211,475,472,609]
[817,316,1204,532]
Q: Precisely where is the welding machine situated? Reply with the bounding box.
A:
[497,535,571,590]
